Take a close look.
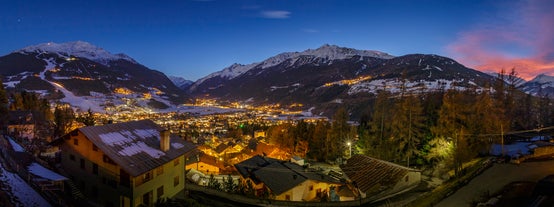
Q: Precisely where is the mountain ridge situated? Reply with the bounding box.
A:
[17,41,137,65]
[187,48,495,100]
[1,41,189,112]
[189,44,394,92]
[2,41,551,116]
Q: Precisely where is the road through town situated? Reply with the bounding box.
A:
[436,159,554,207]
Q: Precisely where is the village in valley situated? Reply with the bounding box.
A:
[2,88,554,207]
[0,95,430,207]
[3,0,554,206]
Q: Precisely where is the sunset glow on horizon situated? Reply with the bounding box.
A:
[448,0,554,80]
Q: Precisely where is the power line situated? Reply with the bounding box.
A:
[454,125,554,137]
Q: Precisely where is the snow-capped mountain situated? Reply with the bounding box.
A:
[1,41,189,112]
[522,74,554,97]
[188,45,495,116]
[18,41,137,66]
[188,44,394,92]
[168,76,194,90]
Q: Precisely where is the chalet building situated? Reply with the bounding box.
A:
[235,155,344,201]
[6,110,38,140]
[59,120,196,207]
[340,155,421,199]
[185,152,224,175]
[254,130,266,139]
[253,142,290,160]
[215,142,242,157]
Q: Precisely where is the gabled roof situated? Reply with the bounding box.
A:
[235,155,343,195]
[187,152,224,169]
[254,162,306,195]
[215,143,229,154]
[235,155,280,182]
[74,119,196,177]
[340,154,418,194]
[283,162,342,184]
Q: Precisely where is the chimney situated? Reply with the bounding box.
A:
[160,130,170,152]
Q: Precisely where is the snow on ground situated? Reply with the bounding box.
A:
[39,58,105,112]
[0,163,52,207]
[490,142,533,157]
[347,78,472,95]
[49,81,105,112]
[168,105,245,115]
[3,81,20,88]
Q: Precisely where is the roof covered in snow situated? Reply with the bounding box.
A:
[0,162,52,207]
[74,119,196,177]
[27,162,67,181]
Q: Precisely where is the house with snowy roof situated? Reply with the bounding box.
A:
[59,119,196,207]
[234,155,345,201]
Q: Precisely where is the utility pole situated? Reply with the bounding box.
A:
[501,124,504,157]
[184,155,187,197]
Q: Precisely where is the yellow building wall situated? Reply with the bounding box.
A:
[61,131,126,206]
[273,180,337,201]
[132,156,185,206]
[274,181,307,201]
[185,162,220,174]
[64,131,121,174]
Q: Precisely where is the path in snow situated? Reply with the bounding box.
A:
[40,58,104,112]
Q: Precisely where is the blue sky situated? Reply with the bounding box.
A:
[1,0,553,80]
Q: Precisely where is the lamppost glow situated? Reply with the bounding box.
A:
[347,141,351,158]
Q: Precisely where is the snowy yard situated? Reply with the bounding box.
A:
[1,136,52,207]
[0,162,52,207]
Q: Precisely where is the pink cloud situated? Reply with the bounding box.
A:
[448,0,554,80]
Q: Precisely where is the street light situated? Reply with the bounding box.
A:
[347,142,351,158]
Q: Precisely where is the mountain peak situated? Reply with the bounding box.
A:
[530,74,554,84]
[257,44,394,69]
[17,41,136,65]
[304,44,395,60]
[168,76,194,89]
[191,45,395,90]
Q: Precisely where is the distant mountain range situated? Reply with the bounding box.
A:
[0,41,189,112]
[168,76,194,91]
[186,45,495,110]
[521,74,554,97]
[2,41,554,115]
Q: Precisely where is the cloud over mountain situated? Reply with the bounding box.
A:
[448,0,554,80]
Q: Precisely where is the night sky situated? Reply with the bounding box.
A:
[1,0,553,80]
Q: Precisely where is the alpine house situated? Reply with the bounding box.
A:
[59,119,196,207]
